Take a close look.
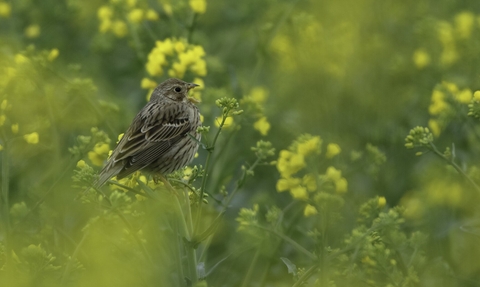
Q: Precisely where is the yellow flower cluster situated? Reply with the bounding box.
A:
[189,0,207,14]
[145,38,207,78]
[276,135,347,217]
[88,142,110,166]
[243,87,271,136]
[428,81,472,136]
[0,1,11,18]
[97,1,159,38]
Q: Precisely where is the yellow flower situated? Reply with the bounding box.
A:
[442,81,458,94]
[474,90,480,101]
[0,115,5,126]
[428,90,448,115]
[99,19,112,33]
[248,87,268,104]
[428,119,441,137]
[77,160,86,168]
[290,186,308,200]
[253,116,270,136]
[215,116,233,128]
[325,166,342,181]
[14,54,29,64]
[0,2,11,18]
[297,136,321,156]
[0,145,3,151]
[126,0,137,8]
[1,100,7,110]
[455,89,472,104]
[189,0,207,14]
[112,20,127,38]
[97,6,113,20]
[93,143,110,155]
[175,41,186,53]
[454,11,475,39]
[127,8,144,24]
[304,204,318,217]
[276,178,290,192]
[335,178,348,193]
[48,49,59,62]
[24,132,39,144]
[302,174,317,191]
[325,143,341,158]
[141,78,157,89]
[162,4,173,16]
[25,24,41,38]
[412,48,430,69]
[146,9,159,21]
[378,196,386,208]
[11,124,18,134]
[289,153,305,172]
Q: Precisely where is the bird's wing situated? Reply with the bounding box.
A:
[96,101,193,185]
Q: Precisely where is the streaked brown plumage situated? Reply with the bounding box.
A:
[95,78,201,187]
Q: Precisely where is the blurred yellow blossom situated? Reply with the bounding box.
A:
[25,24,41,38]
[297,136,321,156]
[455,89,472,104]
[77,160,86,168]
[24,132,39,144]
[99,19,112,33]
[325,166,342,181]
[1,99,7,110]
[112,20,127,38]
[14,54,29,64]
[127,8,144,24]
[454,11,475,39]
[126,0,137,8]
[11,124,18,134]
[162,4,173,16]
[428,90,448,115]
[215,116,233,128]
[48,49,59,62]
[97,5,113,20]
[253,117,270,136]
[290,186,308,200]
[189,0,206,14]
[474,91,480,101]
[141,78,157,89]
[378,196,387,208]
[88,142,110,166]
[302,174,317,191]
[0,145,3,151]
[0,2,11,18]
[146,9,159,21]
[304,204,318,217]
[326,143,341,158]
[277,150,305,178]
[117,133,124,143]
[335,178,348,193]
[0,115,5,126]
[248,87,268,104]
[412,49,430,69]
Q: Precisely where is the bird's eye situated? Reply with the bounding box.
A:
[174,87,182,93]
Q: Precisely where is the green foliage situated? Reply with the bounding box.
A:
[1,0,480,287]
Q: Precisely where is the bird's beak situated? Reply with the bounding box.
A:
[187,83,201,103]
[187,83,199,91]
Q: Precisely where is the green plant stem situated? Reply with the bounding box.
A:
[428,142,480,194]
[254,224,317,261]
[292,263,320,287]
[1,143,11,271]
[194,112,228,236]
[241,247,261,287]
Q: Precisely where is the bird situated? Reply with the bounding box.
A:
[95,78,201,188]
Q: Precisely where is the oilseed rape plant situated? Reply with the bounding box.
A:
[2,0,480,286]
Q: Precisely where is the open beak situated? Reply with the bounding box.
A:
[187,83,201,103]
[187,83,199,90]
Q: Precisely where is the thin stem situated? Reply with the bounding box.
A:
[240,247,261,287]
[254,225,318,261]
[1,143,11,271]
[428,142,480,194]
[292,263,320,287]
[194,113,228,235]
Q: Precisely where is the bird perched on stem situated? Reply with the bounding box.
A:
[95,78,201,187]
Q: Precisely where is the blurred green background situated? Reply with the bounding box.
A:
[1,0,480,286]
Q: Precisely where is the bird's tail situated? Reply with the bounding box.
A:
[94,164,123,188]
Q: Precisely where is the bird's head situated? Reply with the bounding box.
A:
[150,78,199,103]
